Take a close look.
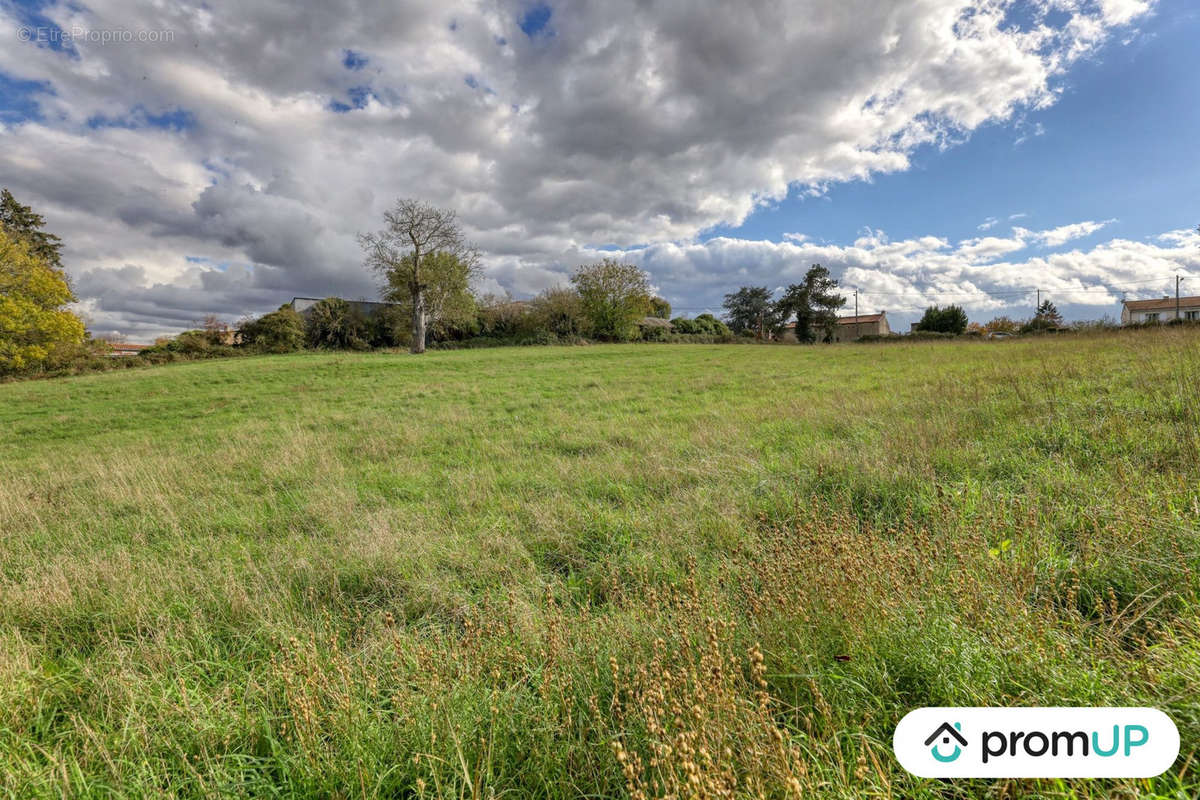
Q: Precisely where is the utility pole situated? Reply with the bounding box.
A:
[1036,288,1041,313]
[1177,275,1183,321]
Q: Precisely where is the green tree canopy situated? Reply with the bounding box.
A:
[649,296,671,319]
[359,198,479,354]
[914,304,969,334]
[722,286,777,338]
[1027,299,1064,330]
[774,265,846,343]
[0,227,84,373]
[570,258,652,341]
[1,188,64,270]
[382,250,478,341]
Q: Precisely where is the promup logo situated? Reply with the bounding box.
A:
[924,722,967,763]
[894,708,1179,778]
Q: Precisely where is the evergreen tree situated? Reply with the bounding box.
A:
[774,265,846,343]
[722,286,777,338]
[1033,299,1063,328]
[0,189,64,270]
[914,304,968,334]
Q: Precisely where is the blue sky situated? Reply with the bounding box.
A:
[712,2,1200,256]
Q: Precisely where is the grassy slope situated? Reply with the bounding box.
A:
[1,332,1198,798]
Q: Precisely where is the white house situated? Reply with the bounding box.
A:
[1121,295,1200,325]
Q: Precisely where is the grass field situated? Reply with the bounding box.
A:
[2,331,1199,798]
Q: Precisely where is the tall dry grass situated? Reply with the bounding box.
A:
[0,329,1197,797]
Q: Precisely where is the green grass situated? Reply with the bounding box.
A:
[1,331,1198,798]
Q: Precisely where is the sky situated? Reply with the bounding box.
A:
[1,0,1198,339]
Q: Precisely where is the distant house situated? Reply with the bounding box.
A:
[291,297,399,317]
[780,311,890,342]
[1121,295,1200,325]
[105,342,150,357]
[832,312,890,342]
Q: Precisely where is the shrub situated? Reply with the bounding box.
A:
[368,304,411,348]
[169,330,219,354]
[670,317,698,334]
[134,330,237,360]
[476,294,537,339]
[571,259,652,341]
[530,287,589,338]
[914,305,968,335]
[984,316,1020,334]
[670,315,732,338]
[653,332,737,344]
[305,298,370,350]
[639,322,671,341]
[201,315,233,346]
[694,313,731,337]
[237,306,306,353]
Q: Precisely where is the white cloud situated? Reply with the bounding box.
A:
[587,225,1200,323]
[956,234,1028,263]
[977,217,999,231]
[1016,219,1116,247]
[0,0,1156,337]
[1014,120,1045,146]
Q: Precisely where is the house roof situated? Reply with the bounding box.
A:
[779,311,887,330]
[638,316,673,328]
[777,309,892,328]
[1123,295,1200,312]
[107,342,150,350]
[837,313,885,325]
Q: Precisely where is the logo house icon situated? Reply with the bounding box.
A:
[925,722,967,763]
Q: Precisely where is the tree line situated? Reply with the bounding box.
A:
[0,191,1142,377]
[230,257,729,355]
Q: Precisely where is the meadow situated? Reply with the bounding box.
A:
[1,330,1198,798]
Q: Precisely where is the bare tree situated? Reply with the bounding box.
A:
[359,199,478,354]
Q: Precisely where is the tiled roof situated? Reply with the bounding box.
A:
[837,313,885,324]
[784,312,885,329]
[1123,295,1200,312]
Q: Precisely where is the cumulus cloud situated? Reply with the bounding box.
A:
[1016,219,1117,247]
[0,0,1157,337]
[600,225,1199,325]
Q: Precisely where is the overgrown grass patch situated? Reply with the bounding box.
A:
[1,330,1198,797]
